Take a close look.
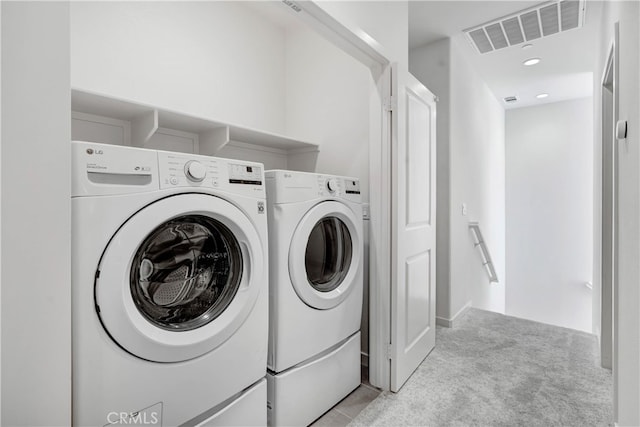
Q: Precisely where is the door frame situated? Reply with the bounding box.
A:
[278,1,393,390]
[599,31,616,371]
[599,22,620,418]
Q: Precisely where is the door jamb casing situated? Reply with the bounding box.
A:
[599,33,616,372]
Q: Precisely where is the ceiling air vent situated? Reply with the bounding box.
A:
[504,96,519,104]
[464,0,585,54]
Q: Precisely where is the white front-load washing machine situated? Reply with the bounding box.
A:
[71,141,268,427]
[265,170,363,427]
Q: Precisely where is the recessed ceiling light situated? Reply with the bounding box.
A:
[522,44,533,49]
[523,58,541,66]
[536,93,549,99]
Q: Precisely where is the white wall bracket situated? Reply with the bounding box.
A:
[468,222,499,283]
[199,127,230,156]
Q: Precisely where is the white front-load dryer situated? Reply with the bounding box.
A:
[71,141,268,427]
[265,170,363,427]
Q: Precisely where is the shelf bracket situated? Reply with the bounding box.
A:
[131,109,158,147]
[199,126,230,156]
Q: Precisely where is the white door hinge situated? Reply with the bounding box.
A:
[384,95,397,112]
[387,344,393,359]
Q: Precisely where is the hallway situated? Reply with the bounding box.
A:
[349,308,612,426]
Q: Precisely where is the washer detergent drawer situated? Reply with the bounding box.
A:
[267,333,361,427]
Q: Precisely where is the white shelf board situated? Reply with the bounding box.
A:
[71,88,319,153]
[158,110,226,134]
[72,90,151,121]
[229,126,318,152]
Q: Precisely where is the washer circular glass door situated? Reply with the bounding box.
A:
[96,193,264,363]
[129,215,242,332]
[288,201,361,309]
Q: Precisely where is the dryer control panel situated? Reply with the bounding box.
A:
[318,175,361,197]
[265,170,361,204]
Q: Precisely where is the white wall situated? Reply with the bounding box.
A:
[506,98,594,333]
[71,2,287,134]
[449,40,506,316]
[410,38,506,323]
[1,3,71,425]
[594,2,640,424]
[284,22,371,202]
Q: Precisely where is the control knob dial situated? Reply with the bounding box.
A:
[326,178,339,193]
[184,160,207,182]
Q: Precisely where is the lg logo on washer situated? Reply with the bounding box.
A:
[105,402,161,426]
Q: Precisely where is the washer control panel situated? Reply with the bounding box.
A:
[71,141,159,197]
[159,152,220,189]
[228,163,263,185]
[158,151,264,196]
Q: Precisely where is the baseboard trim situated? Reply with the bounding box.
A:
[436,316,452,328]
[360,352,369,367]
[436,301,472,328]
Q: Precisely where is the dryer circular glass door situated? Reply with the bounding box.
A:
[288,201,361,309]
[96,193,264,363]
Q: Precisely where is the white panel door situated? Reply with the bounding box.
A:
[390,63,437,392]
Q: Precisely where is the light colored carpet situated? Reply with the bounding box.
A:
[349,308,612,427]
